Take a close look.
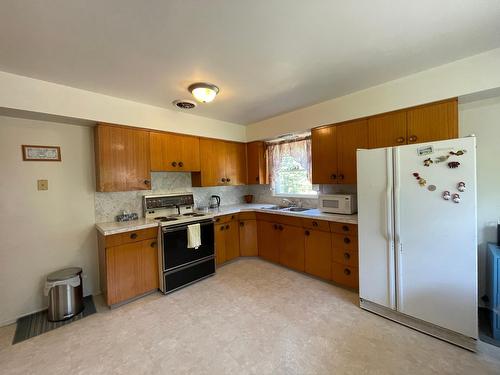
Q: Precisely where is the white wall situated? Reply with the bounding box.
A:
[247,48,500,141]
[459,97,500,300]
[0,70,247,142]
[0,116,97,326]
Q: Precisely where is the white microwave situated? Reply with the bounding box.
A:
[318,194,357,214]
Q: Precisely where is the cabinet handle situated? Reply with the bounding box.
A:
[144,179,150,185]
[227,178,231,182]
[231,215,235,220]
[330,174,337,180]
[240,222,244,227]
[220,226,224,231]
[273,224,278,230]
[221,178,226,183]
[312,221,318,227]
[342,225,349,232]
[178,161,183,167]
[171,161,177,167]
[343,252,350,260]
[304,230,310,236]
[130,233,138,239]
[408,135,418,143]
[343,237,351,244]
[338,174,344,180]
[215,218,220,222]
[150,241,157,248]
[225,225,230,229]
[279,225,283,231]
[255,176,259,182]
[396,137,405,144]
[344,268,351,276]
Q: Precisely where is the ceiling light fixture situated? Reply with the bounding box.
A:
[188,82,219,103]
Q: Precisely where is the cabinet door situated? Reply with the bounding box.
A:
[224,221,240,261]
[215,223,227,265]
[225,141,247,185]
[106,242,141,305]
[150,132,200,172]
[407,99,458,144]
[198,138,227,186]
[279,225,305,272]
[258,221,280,263]
[246,141,266,184]
[95,124,151,192]
[239,219,258,256]
[138,238,159,294]
[368,111,407,148]
[304,229,332,280]
[336,119,368,184]
[312,126,338,184]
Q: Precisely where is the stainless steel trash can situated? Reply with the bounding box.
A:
[45,267,84,322]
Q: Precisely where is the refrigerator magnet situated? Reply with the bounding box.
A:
[448,161,460,169]
[417,145,434,156]
[443,191,451,200]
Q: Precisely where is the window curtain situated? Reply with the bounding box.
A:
[266,136,312,191]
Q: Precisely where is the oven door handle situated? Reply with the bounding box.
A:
[162,220,214,233]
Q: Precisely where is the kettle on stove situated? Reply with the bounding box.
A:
[209,195,221,209]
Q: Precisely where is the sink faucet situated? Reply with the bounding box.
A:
[282,198,297,207]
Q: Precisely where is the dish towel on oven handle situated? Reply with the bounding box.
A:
[187,223,202,249]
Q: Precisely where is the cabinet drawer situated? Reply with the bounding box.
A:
[332,262,358,289]
[255,212,301,227]
[105,227,158,248]
[330,222,358,235]
[302,218,330,232]
[332,233,358,252]
[238,211,256,220]
[214,214,238,224]
[332,247,358,268]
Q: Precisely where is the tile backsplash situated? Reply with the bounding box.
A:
[95,172,356,223]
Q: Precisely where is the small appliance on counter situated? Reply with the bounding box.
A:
[318,193,357,214]
[209,195,221,209]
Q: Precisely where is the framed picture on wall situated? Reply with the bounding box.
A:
[21,145,61,161]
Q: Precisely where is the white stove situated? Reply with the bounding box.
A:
[143,193,213,226]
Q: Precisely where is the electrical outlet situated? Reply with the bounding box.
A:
[37,179,48,191]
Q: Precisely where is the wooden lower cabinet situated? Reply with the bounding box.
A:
[98,229,159,306]
[279,224,305,272]
[239,219,258,256]
[257,220,280,263]
[215,218,240,265]
[331,228,359,289]
[331,263,359,289]
[304,229,332,280]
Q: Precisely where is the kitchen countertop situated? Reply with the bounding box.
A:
[96,203,358,236]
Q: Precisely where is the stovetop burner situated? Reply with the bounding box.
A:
[154,216,179,222]
[183,212,205,217]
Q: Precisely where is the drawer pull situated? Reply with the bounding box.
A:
[343,252,350,260]
[344,268,351,276]
[273,224,278,230]
[215,218,220,222]
[343,237,351,244]
[130,233,138,239]
[312,221,318,227]
[220,226,224,231]
[342,225,349,232]
[225,225,230,230]
[171,161,177,167]
[150,241,157,248]
[178,161,183,167]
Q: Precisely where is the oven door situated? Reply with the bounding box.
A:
[161,220,215,271]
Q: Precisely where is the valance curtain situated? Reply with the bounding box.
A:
[266,137,312,192]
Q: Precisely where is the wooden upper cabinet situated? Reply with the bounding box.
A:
[406,99,458,144]
[94,124,151,192]
[225,141,247,185]
[150,132,200,172]
[196,138,227,186]
[312,126,338,184]
[246,141,267,185]
[368,111,407,149]
[336,119,368,184]
[193,138,247,187]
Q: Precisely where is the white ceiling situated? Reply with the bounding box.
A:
[1,1,500,125]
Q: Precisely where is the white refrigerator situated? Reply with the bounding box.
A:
[356,137,477,351]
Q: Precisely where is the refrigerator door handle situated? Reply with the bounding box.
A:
[393,147,403,310]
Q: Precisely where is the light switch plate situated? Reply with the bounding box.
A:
[37,179,48,190]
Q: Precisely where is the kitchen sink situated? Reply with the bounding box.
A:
[261,205,288,210]
[284,207,311,212]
